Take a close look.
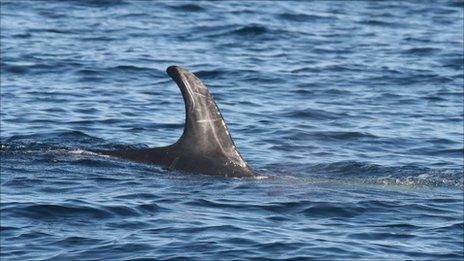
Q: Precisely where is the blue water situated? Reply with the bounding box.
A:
[1,1,463,260]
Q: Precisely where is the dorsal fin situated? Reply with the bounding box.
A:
[166,66,248,168]
[94,66,255,177]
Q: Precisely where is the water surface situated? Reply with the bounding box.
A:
[1,1,463,260]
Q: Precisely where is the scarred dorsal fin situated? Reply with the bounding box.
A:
[96,66,255,177]
[166,66,249,169]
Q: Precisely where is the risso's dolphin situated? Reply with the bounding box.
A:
[97,66,256,178]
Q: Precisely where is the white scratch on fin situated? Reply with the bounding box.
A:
[196,118,221,123]
[192,91,208,98]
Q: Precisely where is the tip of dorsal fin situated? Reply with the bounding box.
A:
[166,65,250,169]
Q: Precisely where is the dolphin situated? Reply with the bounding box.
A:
[97,66,256,178]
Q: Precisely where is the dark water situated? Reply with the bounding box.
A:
[1,1,463,260]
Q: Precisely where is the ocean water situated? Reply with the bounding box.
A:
[1,1,463,260]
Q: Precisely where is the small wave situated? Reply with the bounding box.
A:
[28,28,70,34]
[430,222,464,232]
[275,130,377,143]
[3,64,30,74]
[71,0,128,7]
[441,57,464,70]
[422,95,447,101]
[322,89,353,95]
[292,64,362,73]
[102,205,142,217]
[2,203,113,220]
[232,25,267,36]
[195,69,226,79]
[38,10,68,19]
[402,47,441,55]
[281,108,349,120]
[348,231,416,240]
[310,131,377,141]
[2,61,74,75]
[110,65,157,76]
[382,223,423,229]
[184,199,253,210]
[53,236,103,247]
[75,69,101,75]
[359,19,400,27]
[168,4,204,12]
[426,138,457,145]
[11,32,32,39]
[302,203,365,218]
[80,36,121,42]
[278,13,334,22]
[406,146,464,158]
[135,203,160,214]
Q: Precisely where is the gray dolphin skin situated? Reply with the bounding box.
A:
[98,66,256,178]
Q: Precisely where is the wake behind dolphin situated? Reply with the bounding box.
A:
[97,66,256,178]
